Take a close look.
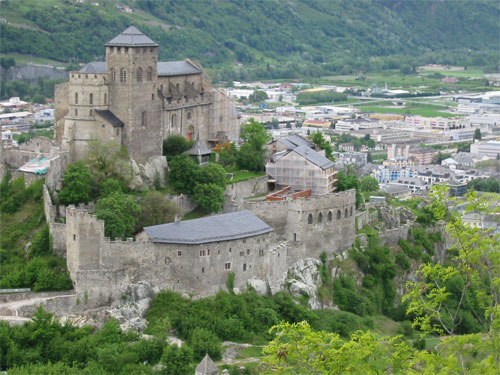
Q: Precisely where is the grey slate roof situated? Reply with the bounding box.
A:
[292,145,335,170]
[280,135,314,150]
[106,26,158,47]
[95,110,124,128]
[185,138,211,156]
[79,62,107,73]
[157,60,202,77]
[195,354,218,374]
[144,210,273,244]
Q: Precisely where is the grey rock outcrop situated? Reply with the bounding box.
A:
[285,258,323,309]
[130,156,168,190]
[108,281,159,331]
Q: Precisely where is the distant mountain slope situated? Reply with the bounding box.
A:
[0,0,498,77]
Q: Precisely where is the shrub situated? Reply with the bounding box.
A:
[188,328,221,361]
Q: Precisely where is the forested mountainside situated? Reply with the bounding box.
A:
[1,0,499,78]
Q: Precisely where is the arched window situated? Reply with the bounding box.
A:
[345,209,348,218]
[318,212,323,223]
[187,111,192,120]
[308,214,313,224]
[104,93,107,104]
[141,111,146,127]
[120,68,126,83]
[75,92,78,104]
[110,69,116,82]
[147,67,153,81]
[327,211,332,222]
[89,93,93,105]
[243,263,247,272]
[337,210,341,220]
[136,67,143,82]
[350,207,353,217]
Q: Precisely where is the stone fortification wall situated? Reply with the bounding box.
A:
[226,175,268,199]
[3,138,69,190]
[65,206,288,307]
[244,190,357,262]
[378,224,411,247]
[43,185,66,254]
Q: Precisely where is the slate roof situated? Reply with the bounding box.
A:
[157,60,202,77]
[280,135,314,150]
[79,62,107,74]
[195,354,218,374]
[292,145,335,170]
[144,210,273,244]
[185,138,211,156]
[95,110,124,128]
[106,26,158,47]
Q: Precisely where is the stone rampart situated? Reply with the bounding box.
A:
[65,205,289,307]
[225,175,268,199]
[43,184,66,254]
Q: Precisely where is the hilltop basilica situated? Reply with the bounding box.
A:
[54,26,239,163]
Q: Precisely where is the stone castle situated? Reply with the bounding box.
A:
[55,26,239,163]
[2,27,359,317]
[43,182,356,309]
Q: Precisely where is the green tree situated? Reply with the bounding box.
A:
[94,192,139,240]
[58,161,91,205]
[336,170,362,207]
[308,131,334,160]
[99,178,123,197]
[474,128,482,140]
[161,345,194,375]
[236,143,266,172]
[29,225,51,258]
[192,183,225,213]
[237,119,270,171]
[136,191,181,229]
[188,327,221,361]
[196,163,227,189]
[168,154,200,195]
[163,135,193,160]
[249,90,268,102]
[30,93,45,104]
[240,118,271,151]
[359,176,379,192]
[404,186,499,339]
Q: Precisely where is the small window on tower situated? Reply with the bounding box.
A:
[120,69,126,83]
[111,69,116,82]
[89,93,93,105]
[75,92,78,104]
[147,67,153,81]
[104,93,107,104]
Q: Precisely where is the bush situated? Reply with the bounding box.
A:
[192,183,225,213]
[163,135,193,161]
[58,161,91,205]
[188,328,221,361]
[395,251,411,271]
[168,155,200,194]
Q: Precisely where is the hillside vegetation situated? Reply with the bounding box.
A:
[0,0,498,81]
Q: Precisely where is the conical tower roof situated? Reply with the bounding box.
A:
[195,354,218,375]
[185,138,211,157]
[106,26,158,47]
